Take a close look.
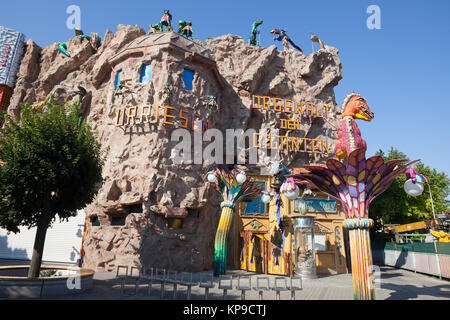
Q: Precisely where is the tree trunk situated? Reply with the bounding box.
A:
[28,215,50,278]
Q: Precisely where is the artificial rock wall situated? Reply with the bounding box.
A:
[9,25,343,272]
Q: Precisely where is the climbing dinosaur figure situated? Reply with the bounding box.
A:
[248,20,263,46]
[160,10,173,32]
[57,30,102,57]
[181,21,193,39]
[270,28,303,53]
[75,86,91,127]
[178,20,187,33]
[310,32,325,50]
[149,23,162,34]
[205,95,218,112]
[334,93,374,161]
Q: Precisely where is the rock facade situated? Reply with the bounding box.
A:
[9,26,343,272]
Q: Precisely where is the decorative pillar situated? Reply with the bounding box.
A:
[344,218,375,300]
[214,201,236,276]
[207,169,262,276]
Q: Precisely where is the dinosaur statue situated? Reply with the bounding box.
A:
[160,10,173,32]
[270,28,303,53]
[178,20,187,33]
[334,93,374,161]
[112,83,125,104]
[310,32,325,50]
[57,30,102,57]
[149,23,162,34]
[181,21,193,39]
[268,160,291,184]
[57,42,70,57]
[205,95,218,112]
[75,30,102,51]
[248,20,263,46]
[75,86,91,127]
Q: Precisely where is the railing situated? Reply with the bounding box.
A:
[114,266,303,300]
[372,242,450,279]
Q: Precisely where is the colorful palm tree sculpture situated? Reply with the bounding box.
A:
[291,148,417,299]
[208,169,263,276]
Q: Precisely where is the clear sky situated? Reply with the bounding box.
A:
[1,0,449,176]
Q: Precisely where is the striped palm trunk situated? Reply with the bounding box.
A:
[345,219,375,300]
[214,205,235,276]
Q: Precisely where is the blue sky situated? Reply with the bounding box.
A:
[1,0,449,177]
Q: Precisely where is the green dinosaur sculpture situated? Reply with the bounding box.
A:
[206,95,219,112]
[160,10,173,32]
[178,20,187,34]
[149,23,162,34]
[248,20,263,46]
[57,30,102,57]
[181,21,193,40]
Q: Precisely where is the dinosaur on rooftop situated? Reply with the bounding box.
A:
[149,23,162,34]
[248,20,263,46]
[181,21,193,39]
[334,93,374,161]
[160,10,173,32]
[270,28,303,53]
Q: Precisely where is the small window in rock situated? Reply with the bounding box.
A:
[128,204,143,214]
[140,64,152,84]
[91,216,100,227]
[111,216,127,226]
[114,69,122,90]
[167,218,183,229]
[183,68,194,91]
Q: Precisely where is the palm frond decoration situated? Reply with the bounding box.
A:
[208,168,263,276]
[291,148,418,300]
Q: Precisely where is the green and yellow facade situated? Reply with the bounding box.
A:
[232,174,348,276]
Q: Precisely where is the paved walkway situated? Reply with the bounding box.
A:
[35,266,450,300]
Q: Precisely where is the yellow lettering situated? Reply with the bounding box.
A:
[180,109,189,128]
[263,96,271,110]
[284,99,293,113]
[252,95,261,109]
[324,105,330,119]
[295,101,304,115]
[126,106,137,125]
[141,105,151,123]
[292,137,300,151]
[312,139,321,154]
[302,138,310,152]
[253,132,261,148]
[164,105,175,126]
[150,105,159,124]
[306,102,314,117]
[322,140,330,154]
[316,104,323,118]
[115,109,125,127]
[274,98,282,112]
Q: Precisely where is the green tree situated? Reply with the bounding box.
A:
[0,100,105,278]
[370,147,450,229]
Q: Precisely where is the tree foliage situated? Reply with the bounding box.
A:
[370,147,450,227]
[0,100,105,233]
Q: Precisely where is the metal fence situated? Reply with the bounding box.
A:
[372,242,450,279]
